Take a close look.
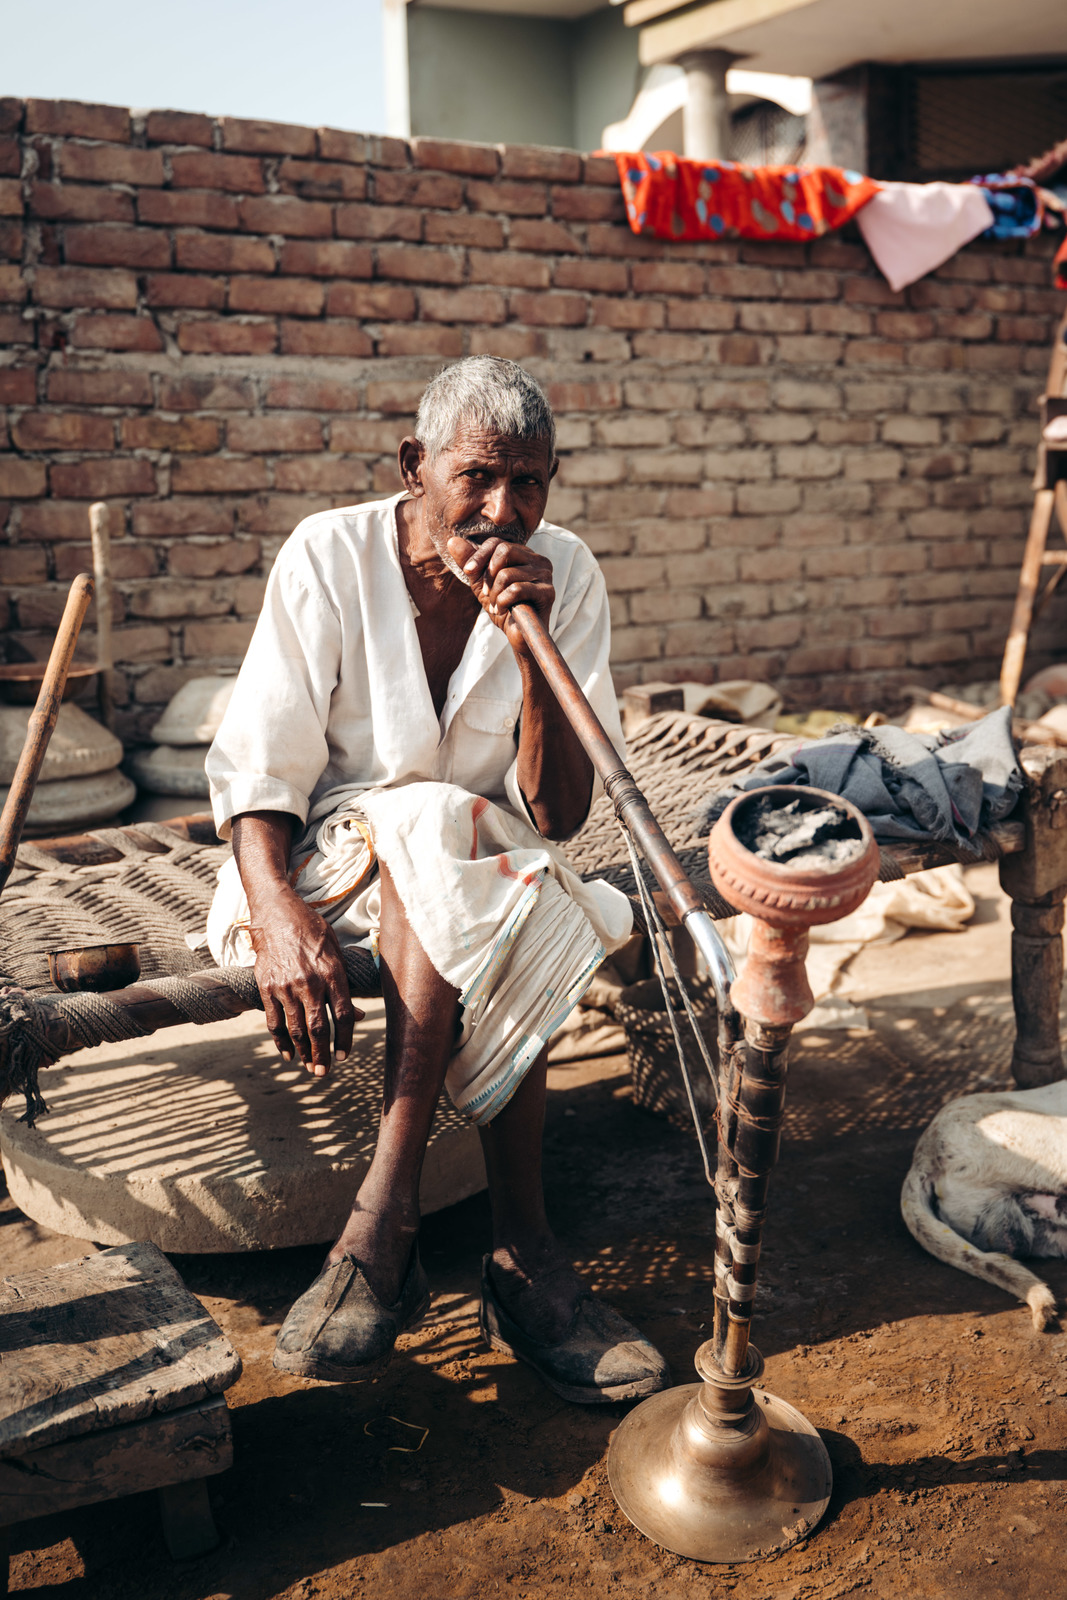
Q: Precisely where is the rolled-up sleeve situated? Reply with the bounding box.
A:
[503,546,624,832]
[206,544,344,839]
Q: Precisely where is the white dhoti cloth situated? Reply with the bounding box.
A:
[207,781,633,1124]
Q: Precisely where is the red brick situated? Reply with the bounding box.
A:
[0,219,23,258]
[33,264,137,309]
[158,375,255,410]
[424,214,505,249]
[44,370,147,407]
[0,545,47,583]
[229,276,324,316]
[582,155,618,186]
[19,500,105,539]
[50,457,156,497]
[509,219,581,254]
[145,109,214,146]
[279,321,374,357]
[553,260,627,293]
[468,327,544,359]
[12,411,113,450]
[499,145,581,183]
[0,311,31,344]
[0,136,20,177]
[65,224,171,269]
[377,325,464,358]
[265,378,361,411]
[275,456,371,493]
[57,541,156,580]
[167,537,260,576]
[376,245,463,285]
[0,181,20,222]
[366,380,425,414]
[108,623,173,662]
[122,416,220,452]
[0,368,37,404]
[740,302,807,334]
[373,170,464,209]
[630,262,703,296]
[317,129,407,166]
[810,303,871,336]
[546,381,621,411]
[171,458,270,494]
[226,415,320,453]
[875,311,936,340]
[25,100,129,142]
[467,179,546,216]
[844,277,907,307]
[29,182,134,223]
[220,117,316,157]
[778,270,840,301]
[58,144,163,186]
[176,318,277,355]
[71,314,163,351]
[0,459,46,496]
[419,286,505,323]
[0,263,25,302]
[592,298,664,330]
[326,281,415,319]
[330,418,407,452]
[174,231,275,274]
[411,137,498,177]
[132,498,234,536]
[0,100,21,135]
[666,300,736,331]
[275,158,366,201]
[182,618,256,656]
[279,240,372,277]
[510,291,586,327]
[145,272,226,310]
[550,185,625,223]
[996,314,1047,344]
[138,189,239,229]
[467,251,549,289]
[238,195,332,237]
[335,203,422,241]
[170,150,266,193]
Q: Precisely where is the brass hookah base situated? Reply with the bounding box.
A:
[609,785,880,1564]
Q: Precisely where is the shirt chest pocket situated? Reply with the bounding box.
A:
[459,697,520,738]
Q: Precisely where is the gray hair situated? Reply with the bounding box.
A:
[415,356,556,462]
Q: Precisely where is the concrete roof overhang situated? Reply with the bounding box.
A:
[621,0,1067,72]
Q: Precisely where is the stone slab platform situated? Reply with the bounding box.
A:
[0,1003,486,1252]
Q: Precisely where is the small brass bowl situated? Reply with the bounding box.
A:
[48,943,141,994]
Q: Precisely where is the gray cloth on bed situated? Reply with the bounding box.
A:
[697,705,1023,851]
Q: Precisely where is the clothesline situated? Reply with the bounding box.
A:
[608,151,1067,294]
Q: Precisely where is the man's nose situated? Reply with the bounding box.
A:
[482,480,517,526]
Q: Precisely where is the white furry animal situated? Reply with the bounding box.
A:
[901,1081,1067,1330]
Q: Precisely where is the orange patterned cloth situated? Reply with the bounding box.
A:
[613,152,880,242]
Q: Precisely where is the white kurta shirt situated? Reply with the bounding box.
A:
[206,492,624,839]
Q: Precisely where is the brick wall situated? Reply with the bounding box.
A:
[0,96,1061,739]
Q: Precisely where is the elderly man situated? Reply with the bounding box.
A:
[206,356,669,1401]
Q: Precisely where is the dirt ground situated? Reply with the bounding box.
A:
[5,862,1067,1600]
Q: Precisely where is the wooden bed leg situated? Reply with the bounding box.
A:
[999,746,1067,1089]
[1006,885,1067,1087]
[158,1478,220,1560]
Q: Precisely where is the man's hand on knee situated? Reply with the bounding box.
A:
[232,811,362,1076]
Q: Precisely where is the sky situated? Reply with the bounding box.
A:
[2,0,388,134]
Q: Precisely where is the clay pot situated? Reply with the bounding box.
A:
[708,785,880,930]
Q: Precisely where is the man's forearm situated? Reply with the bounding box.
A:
[231,811,298,912]
[515,655,594,840]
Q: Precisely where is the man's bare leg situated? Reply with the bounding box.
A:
[480,1050,587,1344]
[326,859,459,1304]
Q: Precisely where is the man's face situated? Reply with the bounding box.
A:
[404,425,557,578]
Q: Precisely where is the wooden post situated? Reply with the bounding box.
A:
[88,501,114,731]
[999,746,1067,1088]
[1000,489,1056,708]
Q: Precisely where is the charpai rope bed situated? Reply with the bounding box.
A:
[0,711,1044,1126]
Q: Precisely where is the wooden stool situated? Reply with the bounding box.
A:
[0,1242,241,1589]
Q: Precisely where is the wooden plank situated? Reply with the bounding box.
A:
[24,813,220,868]
[0,1394,231,1526]
[1000,489,1056,706]
[0,1242,241,1458]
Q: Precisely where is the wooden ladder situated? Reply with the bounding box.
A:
[999,304,1067,706]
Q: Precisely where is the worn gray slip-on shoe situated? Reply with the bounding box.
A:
[478,1256,670,1404]
[273,1247,431,1382]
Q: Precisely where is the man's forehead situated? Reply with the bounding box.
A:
[439,425,552,471]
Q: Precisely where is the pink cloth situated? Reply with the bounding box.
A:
[857,181,995,292]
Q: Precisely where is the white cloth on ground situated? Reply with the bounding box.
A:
[857,181,995,292]
[207,781,633,1124]
[205,492,624,839]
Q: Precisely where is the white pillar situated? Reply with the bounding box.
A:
[678,49,733,162]
[382,0,411,140]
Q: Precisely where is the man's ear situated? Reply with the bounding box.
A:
[398,436,426,496]
[549,456,560,482]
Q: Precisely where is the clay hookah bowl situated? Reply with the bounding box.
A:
[607,786,879,1564]
[49,943,141,994]
[708,785,880,1029]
